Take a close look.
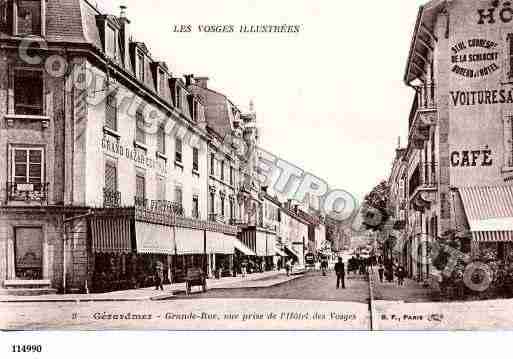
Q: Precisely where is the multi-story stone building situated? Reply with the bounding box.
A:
[0,0,242,294]
[400,0,513,281]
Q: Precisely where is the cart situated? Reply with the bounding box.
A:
[184,267,207,295]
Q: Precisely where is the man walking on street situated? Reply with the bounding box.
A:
[335,257,345,289]
[378,264,385,283]
[154,261,164,291]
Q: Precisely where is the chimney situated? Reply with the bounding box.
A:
[195,77,209,89]
[119,5,131,70]
[184,74,194,87]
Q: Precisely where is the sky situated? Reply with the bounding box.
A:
[95,0,425,201]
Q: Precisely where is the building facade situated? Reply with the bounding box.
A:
[397,0,513,282]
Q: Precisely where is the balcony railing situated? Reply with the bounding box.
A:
[7,182,49,203]
[135,196,184,217]
[103,187,121,207]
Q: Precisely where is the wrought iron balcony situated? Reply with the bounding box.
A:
[135,196,184,217]
[7,182,49,203]
[103,187,121,207]
[408,84,437,149]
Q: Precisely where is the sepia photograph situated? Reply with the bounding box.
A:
[0,0,513,337]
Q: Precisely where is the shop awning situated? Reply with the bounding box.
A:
[207,232,235,255]
[135,222,175,255]
[459,186,513,242]
[233,239,257,256]
[90,216,132,254]
[283,245,299,260]
[275,248,287,257]
[175,227,205,255]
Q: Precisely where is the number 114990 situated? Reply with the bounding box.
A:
[11,345,42,353]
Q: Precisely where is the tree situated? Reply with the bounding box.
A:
[361,181,391,231]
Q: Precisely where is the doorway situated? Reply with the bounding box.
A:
[14,227,43,280]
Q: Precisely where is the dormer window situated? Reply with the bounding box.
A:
[157,68,165,95]
[176,87,182,109]
[105,24,117,59]
[16,0,43,36]
[137,51,144,81]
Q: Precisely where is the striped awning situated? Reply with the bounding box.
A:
[175,227,205,255]
[135,222,175,255]
[233,239,256,256]
[283,245,299,260]
[207,231,235,254]
[90,216,132,253]
[459,186,513,242]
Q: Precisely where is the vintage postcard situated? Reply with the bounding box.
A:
[1,0,513,333]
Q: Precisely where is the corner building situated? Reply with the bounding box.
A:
[404,0,513,281]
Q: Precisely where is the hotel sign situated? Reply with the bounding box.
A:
[451,39,500,78]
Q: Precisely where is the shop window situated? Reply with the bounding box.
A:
[157,126,166,154]
[105,24,117,59]
[105,93,118,131]
[175,138,182,164]
[14,69,43,116]
[135,110,146,145]
[193,147,199,172]
[17,0,42,36]
[15,227,43,280]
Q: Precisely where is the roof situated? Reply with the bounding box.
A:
[404,0,446,84]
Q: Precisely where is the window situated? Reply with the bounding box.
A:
[12,147,43,185]
[229,199,234,220]
[105,93,118,131]
[176,87,182,109]
[137,51,144,81]
[220,160,225,181]
[210,193,215,214]
[157,176,166,201]
[220,196,225,217]
[210,153,215,176]
[193,148,199,172]
[157,126,166,154]
[135,173,146,200]
[230,166,234,186]
[135,110,146,144]
[17,0,42,36]
[192,195,199,219]
[104,161,118,191]
[158,69,165,95]
[105,24,117,59]
[175,138,182,163]
[14,69,43,116]
[174,186,183,206]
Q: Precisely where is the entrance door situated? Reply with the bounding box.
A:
[15,227,43,280]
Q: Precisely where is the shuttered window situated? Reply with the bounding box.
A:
[175,138,182,163]
[105,93,117,131]
[104,161,117,191]
[136,173,146,199]
[193,147,199,171]
[174,186,183,206]
[12,148,43,184]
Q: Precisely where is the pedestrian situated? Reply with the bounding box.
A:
[241,261,247,278]
[321,259,328,276]
[378,264,384,283]
[285,260,291,276]
[396,265,405,286]
[334,257,346,289]
[154,261,164,291]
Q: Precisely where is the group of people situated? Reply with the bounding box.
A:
[377,262,406,286]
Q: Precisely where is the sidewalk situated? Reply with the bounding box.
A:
[370,267,438,303]
[0,270,300,303]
